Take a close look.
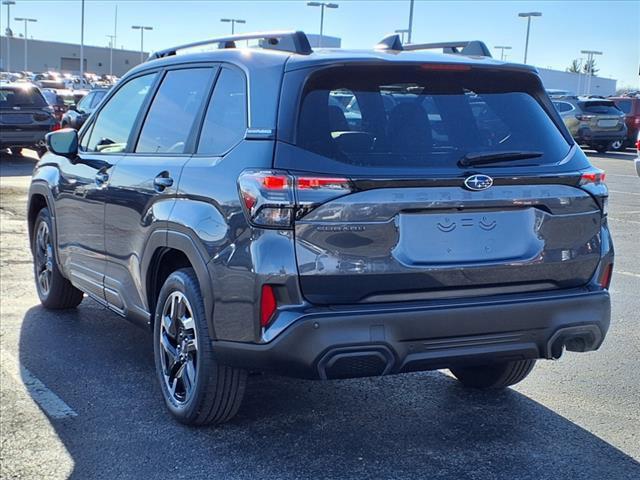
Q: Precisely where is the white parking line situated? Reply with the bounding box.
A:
[609,190,640,197]
[606,174,639,179]
[615,270,640,279]
[1,349,77,419]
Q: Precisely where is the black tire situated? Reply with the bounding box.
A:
[594,143,610,154]
[153,268,247,426]
[450,359,536,389]
[32,208,84,309]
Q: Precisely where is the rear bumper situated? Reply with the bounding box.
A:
[575,128,627,144]
[214,289,611,379]
[0,129,49,147]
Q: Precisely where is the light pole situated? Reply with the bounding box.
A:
[106,34,115,76]
[307,2,338,48]
[407,0,414,44]
[518,12,541,64]
[80,0,84,85]
[220,18,245,35]
[395,29,409,44]
[131,25,153,64]
[14,16,36,72]
[2,0,15,72]
[581,50,602,95]
[494,45,512,61]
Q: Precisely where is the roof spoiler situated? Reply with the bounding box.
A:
[376,34,492,58]
[148,30,313,61]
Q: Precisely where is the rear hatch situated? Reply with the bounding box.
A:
[0,85,55,131]
[578,100,625,131]
[274,64,604,305]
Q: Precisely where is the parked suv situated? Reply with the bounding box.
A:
[1,82,57,156]
[609,96,640,151]
[29,32,613,426]
[553,96,626,153]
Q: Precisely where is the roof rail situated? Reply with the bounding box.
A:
[147,30,312,61]
[404,41,492,58]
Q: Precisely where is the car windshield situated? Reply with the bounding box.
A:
[580,101,621,115]
[294,65,571,174]
[0,86,47,109]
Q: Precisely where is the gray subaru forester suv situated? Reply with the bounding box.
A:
[28,32,613,425]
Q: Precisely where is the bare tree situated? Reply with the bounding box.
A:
[583,58,599,76]
[567,59,581,73]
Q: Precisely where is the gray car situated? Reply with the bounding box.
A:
[553,97,627,152]
[28,32,613,426]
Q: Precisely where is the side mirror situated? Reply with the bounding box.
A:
[46,128,78,159]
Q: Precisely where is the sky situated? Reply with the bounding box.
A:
[1,0,638,87]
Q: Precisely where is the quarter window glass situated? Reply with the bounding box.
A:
[86,73,156,153]
[197,68,247,155]
[553,101,574,113]
[136,68,212,154]
[76,93,94,112]
[90,90,106,109]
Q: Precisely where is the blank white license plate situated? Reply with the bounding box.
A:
[597,119,618,128]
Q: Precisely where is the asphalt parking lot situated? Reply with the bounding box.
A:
[1,149,639,480]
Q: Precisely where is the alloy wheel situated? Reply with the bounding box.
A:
[610,140,623,151]
[35,220,53,296]
[159,291,198,404]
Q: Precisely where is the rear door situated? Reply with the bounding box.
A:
[103,66,216,318]
[277,65,604,304]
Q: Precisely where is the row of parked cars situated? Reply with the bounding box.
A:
[549,91,639,153]
[0,76,112,156]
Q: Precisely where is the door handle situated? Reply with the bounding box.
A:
[95,172,109,185]
[153,175,174,191]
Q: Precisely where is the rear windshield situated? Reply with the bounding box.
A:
[579,101,621,115]
[612,99,632,114]
[0,87,47,109]
[293,66,570,174]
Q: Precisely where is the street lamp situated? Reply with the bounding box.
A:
[494,45,512,61]
[14,16,36,72]
[106,34,115,76]
[220,18,246,35]
[518,11,542,64]
[307,2,338,48]
[581,49,603,95]
[131,25,153,64]
[2,0,15,72]
[395,29,409,44]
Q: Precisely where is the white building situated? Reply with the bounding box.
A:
[537,67,617,97]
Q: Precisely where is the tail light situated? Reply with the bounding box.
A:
[579,170,606,186]
[598,263,613,289]
[51,122,61,132]
[238,170,351,228]
[260,284,277,327]
[633,117,640,126]
[636,138,640,150]
[575,114,595,121]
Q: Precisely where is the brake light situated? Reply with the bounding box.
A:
[636,138,640,150]
[580,170,606,185]
[238,170,352,228]
[51,122,61,132]
[260,285,277,327]
[598,264,613,289]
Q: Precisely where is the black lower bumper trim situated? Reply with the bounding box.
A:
[213,290,611,380]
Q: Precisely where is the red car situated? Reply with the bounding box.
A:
[610,96,640,150]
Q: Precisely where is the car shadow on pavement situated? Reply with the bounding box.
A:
[584,150,637,161]
[18,302,640,480]
[0,150,39,177]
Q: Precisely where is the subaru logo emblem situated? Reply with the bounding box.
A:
[464,174,493,191]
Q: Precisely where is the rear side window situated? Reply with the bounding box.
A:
[90,90,106,109]
[197,68,247,155]
[293,66,571,175]
[0,87,46,108]
[579,101,621,115]
[136,68,212,154]
[612,99,632,114]
[553,101,574,113]
[85,73,156,153]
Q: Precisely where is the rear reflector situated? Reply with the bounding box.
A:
[260,285,277,327]
[598,264,613,289]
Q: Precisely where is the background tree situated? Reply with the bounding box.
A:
[567,59,581,73]
[583,58,599,76]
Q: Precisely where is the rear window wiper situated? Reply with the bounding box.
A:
[458,150,543,167]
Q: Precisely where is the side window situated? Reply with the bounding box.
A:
[553,101,574,113]
[136,68,213,154]
[90,90,106,109]
[85,73,156,154]
[76,92,94,112]
[197,68,247,155]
